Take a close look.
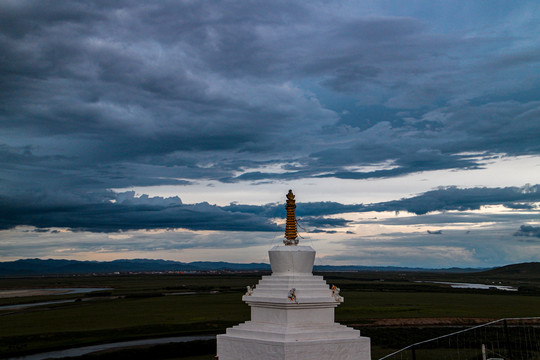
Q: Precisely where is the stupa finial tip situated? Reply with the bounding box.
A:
[284,190,298,245]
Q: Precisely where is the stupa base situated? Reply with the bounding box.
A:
[217,333,370,360]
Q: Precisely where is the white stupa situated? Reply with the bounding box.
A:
[217,191,371,360]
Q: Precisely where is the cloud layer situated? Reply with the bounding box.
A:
[1,185,538,233]
[1,1,540,265]
[1,1,540,198]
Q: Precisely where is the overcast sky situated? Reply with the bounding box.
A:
[1,1,539,268]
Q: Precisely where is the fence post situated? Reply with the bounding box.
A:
[504,319,512,359]
[411,345,416,360]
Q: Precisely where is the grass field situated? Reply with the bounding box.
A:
[1,272,540,358]
[339,291,540,321]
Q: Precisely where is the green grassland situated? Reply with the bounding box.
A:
[1,269,540,358]
[339,291,540,320]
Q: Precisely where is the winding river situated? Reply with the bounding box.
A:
[7,335,216,360]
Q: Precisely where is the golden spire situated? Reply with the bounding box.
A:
[284,190,298,245]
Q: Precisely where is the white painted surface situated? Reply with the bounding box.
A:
[268,246,315,274]
[217,336,370,360]
[217,245,371,359]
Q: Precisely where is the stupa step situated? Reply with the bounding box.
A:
[256,282,328,288]
[225,322,360,341]
[217,334,371,360]
[256,282,327,289]
[234,321,357,332]
[252,287,332,294]
[258,278,324,282]
[225,330,360,342]
[249,293,333,300]
[254,281,331,289]
[229,321,358,333]
[253,289,331,295]
[260,274,324,279]
[225,329,359,341]
[244,296,340,305]
[247,295,336,302]
[256,282,326,287]
[259,275,325,282]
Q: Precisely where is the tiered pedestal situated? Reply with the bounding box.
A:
[217,246,370,360]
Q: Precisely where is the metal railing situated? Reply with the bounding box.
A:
[378,317,540,360]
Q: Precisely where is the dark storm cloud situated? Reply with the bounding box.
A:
[0,183,538,233]
[222,201,366,218]
[309,229,338,234]
[224,185,540,229]
[367,185,540,215]
[298,217,352,228]
[362,211,540,227]
[504,203,536,210]
[314,150,480,180]
[1,1,540,232]
[296,185,540,218]
[0,1,334,196]
[0,191,280,233]
[514,225,540,238]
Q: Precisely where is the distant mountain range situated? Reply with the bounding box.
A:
[0,258,490,276]
[0,258,269,276]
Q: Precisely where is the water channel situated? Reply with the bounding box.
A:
[420,281,518,291]
[0,289,215,311]
[0,288,112,298]
[7,335,216,360]
[0,288,114,311]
